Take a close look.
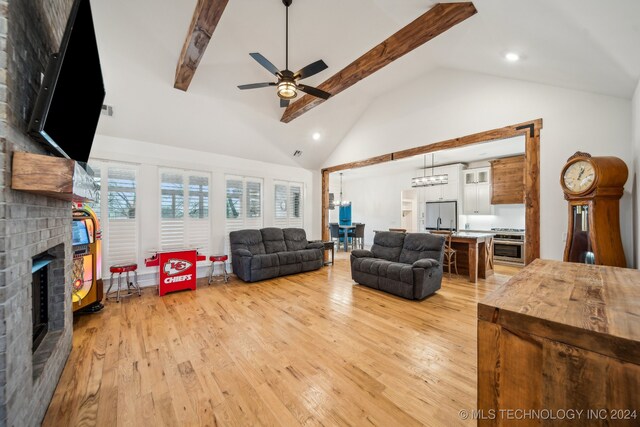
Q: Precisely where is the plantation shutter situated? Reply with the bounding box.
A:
[87,163,101,219]
[160,171,185,250]
[186,175,210,254]
[160,170,210,254]
[274,183,288,228]
[225,176,263,256]
[289,183,303,228]
[273,181,304,228]
[106,167,138,267]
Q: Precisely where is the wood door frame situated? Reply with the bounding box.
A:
[321,119,542,264]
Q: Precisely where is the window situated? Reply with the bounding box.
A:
[108,168,137,219]
[87,164,101,219]
[160,170,210,254]
[274,181,304,228]
[106,167,138,267]
[88,160,140,275]
[225,176,263,253]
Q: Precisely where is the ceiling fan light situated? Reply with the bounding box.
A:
[277,81,297,99]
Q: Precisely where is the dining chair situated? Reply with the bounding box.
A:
[329,223,341,246]
[443,232,458,278]
[348,223,365,249]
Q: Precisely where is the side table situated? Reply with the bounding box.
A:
[311,240,335,265]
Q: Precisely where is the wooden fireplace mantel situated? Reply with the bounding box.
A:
[11,151,97,202]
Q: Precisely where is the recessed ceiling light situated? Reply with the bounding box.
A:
[312,132,321,141]
[504,52,520,62]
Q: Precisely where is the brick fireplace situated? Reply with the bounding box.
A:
[0,0,76,425]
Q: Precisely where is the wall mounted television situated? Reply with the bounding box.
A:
[28,0,105,164]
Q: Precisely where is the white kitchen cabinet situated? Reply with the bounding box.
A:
[476,183,491,213]
[463,167,492,215]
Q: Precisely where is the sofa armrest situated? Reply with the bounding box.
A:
[306,241,325,250]
[412,258,439,269]
[351,249,373,258]
[233,248,253,257]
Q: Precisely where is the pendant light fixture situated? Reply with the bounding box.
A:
[337,172,351,206]
[411,153,448,187]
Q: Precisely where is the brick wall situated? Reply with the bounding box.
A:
[0,0,75,426]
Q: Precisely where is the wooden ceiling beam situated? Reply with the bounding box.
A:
[174,0,229,91]
[280,2,477,123]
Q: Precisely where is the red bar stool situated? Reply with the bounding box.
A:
[208,255,229,284]
[106,263,141,302]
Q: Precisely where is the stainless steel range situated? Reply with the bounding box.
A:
[491,228,525,266]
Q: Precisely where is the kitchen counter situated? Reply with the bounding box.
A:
[452,232,495,238]
[433,231,494,283]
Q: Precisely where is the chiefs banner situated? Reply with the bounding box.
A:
[158,250,197,296]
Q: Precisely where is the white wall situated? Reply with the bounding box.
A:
[90,134,319,285]
[324,68,633,265]
[633,80,640,268]
[341,169,415,245]
[460,205,526,231]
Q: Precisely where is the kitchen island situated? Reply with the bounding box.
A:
[434,231,494,283]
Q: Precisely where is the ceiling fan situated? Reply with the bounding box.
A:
[238,0,331,108]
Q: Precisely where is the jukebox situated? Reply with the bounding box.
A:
[71,204,104,312]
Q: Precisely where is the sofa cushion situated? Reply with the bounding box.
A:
[353,258,394,276]
[295,248,322,263]
[277,251,298,265]
[283,228,308,251]
[261,228,287,254]
[251,253,279,270]
[399,233,446,264]
[370,231,405,262]
[230,229,266,255]
[384,263,415,285]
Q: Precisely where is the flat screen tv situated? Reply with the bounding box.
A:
[28,0,105,164]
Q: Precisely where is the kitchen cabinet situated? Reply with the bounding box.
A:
[490,155,525,204]
[463,167,492,215]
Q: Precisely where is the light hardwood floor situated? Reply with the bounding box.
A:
[43,253,519,426]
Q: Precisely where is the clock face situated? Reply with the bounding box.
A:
[563,160,596,193]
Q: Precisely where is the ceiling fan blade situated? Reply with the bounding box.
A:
[298,84,331,100]
[280,98,290,108]
[294,59,328,80]
[249,53,280,76]
[238,82,276,90]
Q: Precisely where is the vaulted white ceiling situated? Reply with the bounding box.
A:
[91,0,640,170]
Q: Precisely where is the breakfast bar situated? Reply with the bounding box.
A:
[449,232,494,283]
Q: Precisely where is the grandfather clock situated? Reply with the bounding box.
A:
[560,152,628,267]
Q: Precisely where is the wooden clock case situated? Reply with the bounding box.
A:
[560,152,628,267]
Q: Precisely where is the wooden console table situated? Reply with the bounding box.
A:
[478,259,640,426]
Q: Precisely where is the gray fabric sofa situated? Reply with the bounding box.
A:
[350,231,445,300]
[230,227,324,282]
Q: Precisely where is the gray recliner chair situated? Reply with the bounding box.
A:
[230,227,324,282]
[350,231,445,300]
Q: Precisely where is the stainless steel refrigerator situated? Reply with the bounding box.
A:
[425,201,457,231]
